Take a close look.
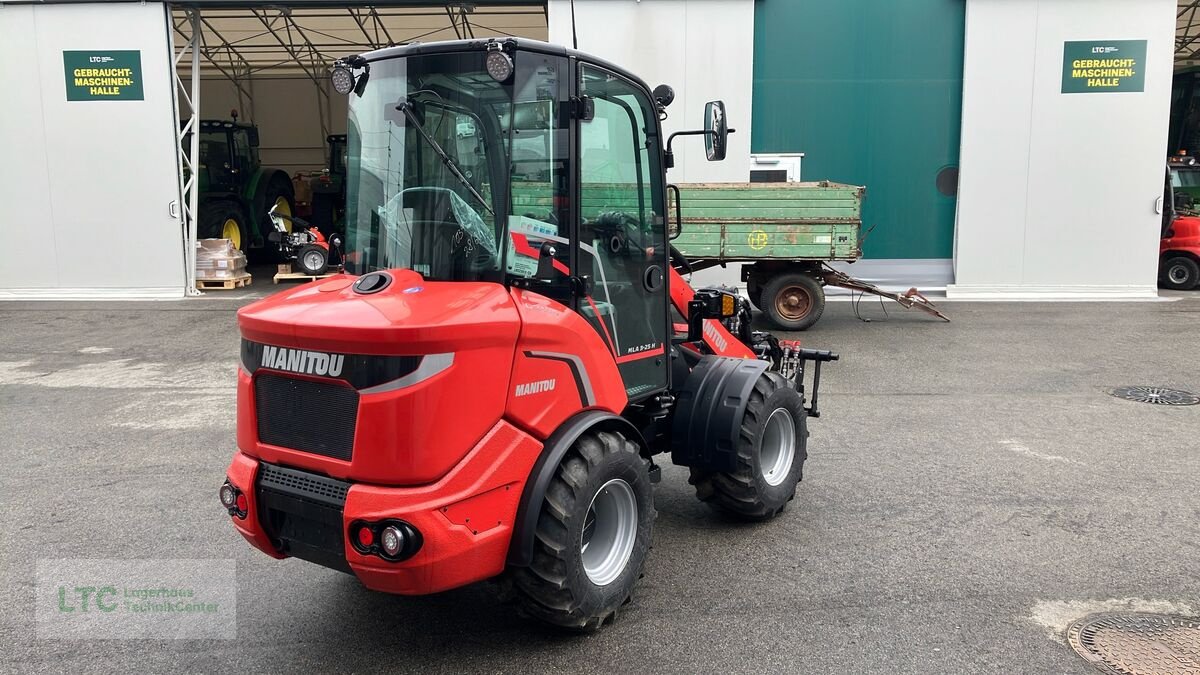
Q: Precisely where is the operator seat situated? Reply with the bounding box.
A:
[404,189,460,280]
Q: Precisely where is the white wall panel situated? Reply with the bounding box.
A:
[547,0,755,183]
[950,0,1175,298]
[0,2,184,298]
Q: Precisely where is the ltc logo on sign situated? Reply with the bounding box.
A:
[747,230,769,251]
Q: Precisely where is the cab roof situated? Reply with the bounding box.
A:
[357,38,655,100]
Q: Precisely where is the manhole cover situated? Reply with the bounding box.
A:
[1109,386,1200,406]
[1067,612,1200,674]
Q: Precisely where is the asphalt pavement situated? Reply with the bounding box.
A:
[1,291,1198,674]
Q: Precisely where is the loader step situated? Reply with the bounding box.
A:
[196,274,252,290]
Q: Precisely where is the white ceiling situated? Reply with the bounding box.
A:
[171,4,548,78]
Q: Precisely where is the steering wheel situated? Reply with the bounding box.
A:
[592,211,645,257]
[449,225,497,269]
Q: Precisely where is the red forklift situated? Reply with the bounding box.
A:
[1163,154,1200,290]
[220,38,838,631]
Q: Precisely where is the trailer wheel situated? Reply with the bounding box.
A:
[1161,255,1200,290]
[689,372,807,520]
[510,430,655,632]
[762,272,825,331]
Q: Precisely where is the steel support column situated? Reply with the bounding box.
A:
[171,5,204,296]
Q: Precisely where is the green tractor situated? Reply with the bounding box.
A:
[189,117,296,252]
[306,133,347,233]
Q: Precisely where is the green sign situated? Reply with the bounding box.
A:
[1062,40,1147,94]
[63,50,143,101]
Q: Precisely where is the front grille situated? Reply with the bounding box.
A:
[255,373,358,460]
[256,463,351,573]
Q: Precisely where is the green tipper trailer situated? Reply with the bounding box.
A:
[672,182,948,330]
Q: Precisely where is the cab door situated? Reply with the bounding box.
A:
[576,63,669,400]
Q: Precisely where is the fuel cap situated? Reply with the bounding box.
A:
[353,272,391,295]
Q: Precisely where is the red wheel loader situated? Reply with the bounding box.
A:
[220,38,839,631]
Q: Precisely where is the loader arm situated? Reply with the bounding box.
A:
[668,266,755,358]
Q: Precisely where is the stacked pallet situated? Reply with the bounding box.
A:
[195,239,251,290]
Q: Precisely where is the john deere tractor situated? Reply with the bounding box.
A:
[191,117,295,252]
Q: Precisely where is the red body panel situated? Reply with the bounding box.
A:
[239,271,518,355]
[1162,215,1200,259]
[228,261,759,595]
[225,419,543,594]
[236,274,520,485]
[505,289,628,438]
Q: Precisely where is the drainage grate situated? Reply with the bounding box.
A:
[1067,612,1200,675]
[1109,386,1200,406]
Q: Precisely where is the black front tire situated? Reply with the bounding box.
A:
[689,372,807,521]
[761,272,826,331]
[296,244,329,276]
[1161,256,1200,290]
[509,430,655,632]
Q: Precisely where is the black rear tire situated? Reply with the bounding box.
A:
[296,244,329,276]
[761,272,826,331]
[199,202,249,252]
[747,278,763,310]
[689,372,807,520]
[1161,256,1200,290]
[509,430,655,632]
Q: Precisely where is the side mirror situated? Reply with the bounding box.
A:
[247,128,260,147]
[704,100,732,162]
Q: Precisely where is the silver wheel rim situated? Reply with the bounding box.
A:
[1169,264,1189,284]
[580,478,637,587]
[303,250,324,272]
[759,408,796,487]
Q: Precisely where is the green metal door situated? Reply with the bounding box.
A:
[751,0,965,260]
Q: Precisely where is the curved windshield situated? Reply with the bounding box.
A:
[344,50,569,283]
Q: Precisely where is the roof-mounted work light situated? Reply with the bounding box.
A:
[331,65,355,95]
[485,43,513,83]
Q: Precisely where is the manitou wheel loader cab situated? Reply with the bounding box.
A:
[221,38,839,631]
[188,113,296,252]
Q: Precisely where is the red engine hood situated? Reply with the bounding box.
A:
[237,270,520,355]
[235,269,523,484]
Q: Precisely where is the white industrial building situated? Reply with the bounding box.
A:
[0,0,1185,299]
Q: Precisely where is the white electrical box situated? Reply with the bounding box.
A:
[749,153,804,183]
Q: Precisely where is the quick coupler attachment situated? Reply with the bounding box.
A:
[778,342,840,418]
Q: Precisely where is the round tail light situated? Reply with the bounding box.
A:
[380,526,404,557]
[219,483,237,508]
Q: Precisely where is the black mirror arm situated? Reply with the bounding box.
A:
[664,129,710,170]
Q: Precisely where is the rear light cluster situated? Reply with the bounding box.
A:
[350,520,423,562]
[219,480,248,519]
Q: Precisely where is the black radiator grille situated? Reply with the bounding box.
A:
[255,373,358,460]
